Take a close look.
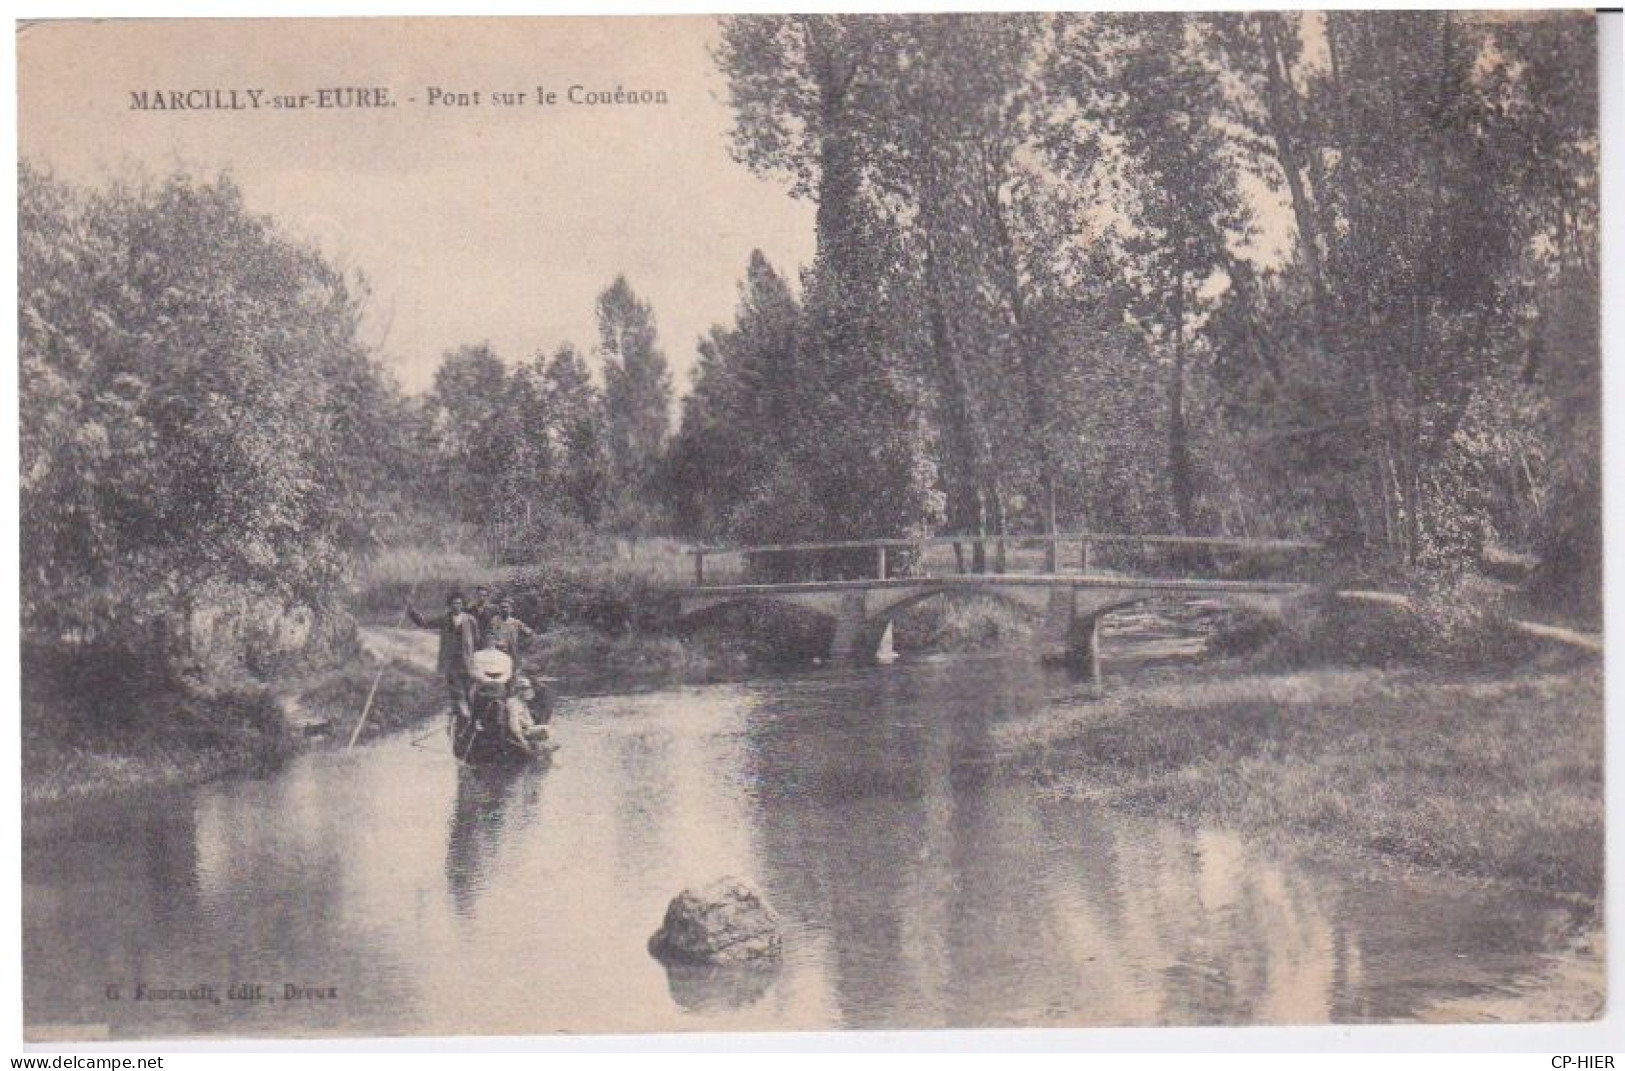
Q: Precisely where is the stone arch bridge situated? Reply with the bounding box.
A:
[677,534,1320,678]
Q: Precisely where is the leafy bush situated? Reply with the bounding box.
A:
[1204,606,1286,658]
[504,562,680,636]
[20,164,402,684]
[1259,580,1542,670]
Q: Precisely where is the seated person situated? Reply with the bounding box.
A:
[505,676,550,746]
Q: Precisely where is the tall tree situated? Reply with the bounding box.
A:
[873,14,1053,564]
[543,343,611,530]
[1489,13,1600,610]
[666,251,802,539]
[493,351,559,545]
[718,15,941,570]
[424,342,511,540]
[595,275,672,530]
[1056,14,1255,534]
[1203,12,1541,563]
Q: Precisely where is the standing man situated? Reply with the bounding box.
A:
[484,595,538,673]
[407,591,479,719]
[466,585,495,637]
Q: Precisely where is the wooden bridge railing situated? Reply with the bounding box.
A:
[684,532,1323,586]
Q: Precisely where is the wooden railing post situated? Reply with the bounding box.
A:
[1044,535,1057,574]
[1080,540,1092,574]
[694,551,705,586]
[877,544,888,580]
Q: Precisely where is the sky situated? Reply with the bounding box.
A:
[17,16,819,395]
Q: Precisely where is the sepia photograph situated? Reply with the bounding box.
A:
[15,10,1607,1042]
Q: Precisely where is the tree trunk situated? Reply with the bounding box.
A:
[1256,13,1328,321]
[926,247,989,563]
[982,159,1059,549]
[1168,267,1196,535]
[921,211,1005,563]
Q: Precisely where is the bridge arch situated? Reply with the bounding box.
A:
[863,581,1053,624]
[676,593,838,628]
[676,576,1316,676]
[852,583,1056,664]
[673,593,848,667]
[676,588,853,626]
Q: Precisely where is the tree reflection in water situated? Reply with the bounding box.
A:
[445,762,547,918]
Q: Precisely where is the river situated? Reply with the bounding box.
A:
[22,609,1586,1038]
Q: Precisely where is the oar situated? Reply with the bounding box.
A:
[345,670,386,750]
[408,723,445,748]
[346,577,423,751]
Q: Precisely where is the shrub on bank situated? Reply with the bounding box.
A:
[21,641,299,807]
[21,168,399,696]
[1253,578,1544,670]
[506,562,680,637]
[534,625,719,685]
[1204,606,1287,658]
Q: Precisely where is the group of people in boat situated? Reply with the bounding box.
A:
[407,584,547,754]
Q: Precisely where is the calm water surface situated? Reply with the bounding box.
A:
[23,617,1582,1038]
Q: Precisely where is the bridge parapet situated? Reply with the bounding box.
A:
[684,532,1322,586]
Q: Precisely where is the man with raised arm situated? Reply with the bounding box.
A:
[407,590,479,720]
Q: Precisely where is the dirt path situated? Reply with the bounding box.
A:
[1509,618,1604,653]
[1337,589,1603,653]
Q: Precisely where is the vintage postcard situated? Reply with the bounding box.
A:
[16,12,1605,1042]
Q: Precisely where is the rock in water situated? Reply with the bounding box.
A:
[648,877,782,964]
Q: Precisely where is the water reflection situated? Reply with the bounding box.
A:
[733,657,1579,1028]
[444,764,545,918]
[23,650,1585,1039]
[23,793,202,1033]
[660,959,782,1014]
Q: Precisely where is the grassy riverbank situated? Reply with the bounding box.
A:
[21,677,296,810]
[21,646,442,810]
[20,538,692,809]
[1006,655,1603,903]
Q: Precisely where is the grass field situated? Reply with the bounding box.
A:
[1004,658,1603,903]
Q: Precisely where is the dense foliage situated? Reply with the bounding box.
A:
[21,12,1602,671]
[415,277,670,556]
[673,11,1598,603]
[19,165,410,672]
